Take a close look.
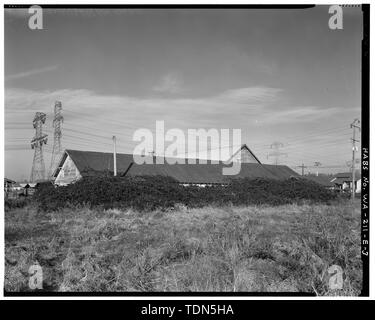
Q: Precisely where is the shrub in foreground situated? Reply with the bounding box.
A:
[34,175,338,212]
[4,198,31,210]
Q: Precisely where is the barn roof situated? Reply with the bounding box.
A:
[53,149,134,177]
[53,147,299,183]
[182,144,261,164]
[125,162,298,184]
[333,172,361,180]
[302,174,335,187]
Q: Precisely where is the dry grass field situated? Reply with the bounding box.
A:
[4,201,362,295]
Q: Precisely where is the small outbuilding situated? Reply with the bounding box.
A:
[330,172,361,193]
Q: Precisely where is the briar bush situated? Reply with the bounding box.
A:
[34,176,338,212]
[4,197,31,210]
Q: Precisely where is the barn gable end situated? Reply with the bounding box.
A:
[54,154,82,185]
[229,144,261,164]
[53,149,134,185]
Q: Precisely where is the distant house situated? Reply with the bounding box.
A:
[13,181,52,197]
[4,178,16,193]
[19,182,38,196]
[12,182,22,191]
[5,178,24,198]
[52,145,299,186]
[330,172,361,193]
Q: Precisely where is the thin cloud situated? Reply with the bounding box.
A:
[152,73,184,94]
[5,86,341,129]
[216,87,283,103]
[5,65,59,81]
[261,105,341,125]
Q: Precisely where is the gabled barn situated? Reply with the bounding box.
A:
[53,149,133,185]
[53,145,299,186]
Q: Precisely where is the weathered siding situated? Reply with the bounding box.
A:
[55,155,82,185]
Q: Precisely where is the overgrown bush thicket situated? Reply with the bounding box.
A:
[4,198,31,210]
[34,176,338,212]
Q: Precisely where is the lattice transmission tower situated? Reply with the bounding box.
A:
[49,101,64,178]
[267,141,287,165]
[30,112,48,182]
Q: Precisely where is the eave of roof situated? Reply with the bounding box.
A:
[125,162,299,184]
[54,149,134,178]
[334,172,361,180]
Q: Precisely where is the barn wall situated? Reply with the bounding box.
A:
[55,155,82,185]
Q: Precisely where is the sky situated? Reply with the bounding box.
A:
[4,6,362,181]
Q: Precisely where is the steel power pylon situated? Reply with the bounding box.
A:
[267,141,287,165]
[49,101,64,178]
[30,112,48,182]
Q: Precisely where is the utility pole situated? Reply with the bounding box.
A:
[113,136,117,176]
[314,162,322,176]
[149,151,156,163]
[30,112,48,182]
[297,163,307,176]
[49,101,64,178]
[350,119,361,200]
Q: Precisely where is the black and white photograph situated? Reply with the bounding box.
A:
[2,3,370,298]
